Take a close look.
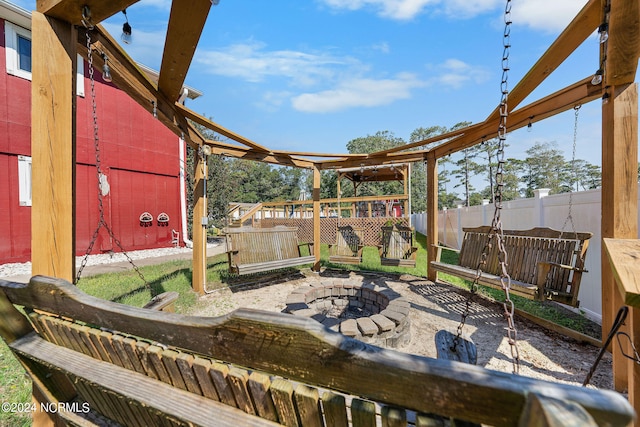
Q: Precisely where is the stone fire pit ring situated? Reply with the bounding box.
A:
[284,281,411,348]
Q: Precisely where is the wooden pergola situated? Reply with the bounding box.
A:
[30,0,640,421]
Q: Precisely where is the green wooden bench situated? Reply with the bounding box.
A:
[0,275,633,427]
[431,226,593,307]
[226,227,315,275]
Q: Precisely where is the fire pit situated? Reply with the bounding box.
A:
[284,280,411,348]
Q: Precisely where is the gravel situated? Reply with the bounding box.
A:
[0,246,195,279]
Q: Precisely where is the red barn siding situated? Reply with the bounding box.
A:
[0,16,185,264]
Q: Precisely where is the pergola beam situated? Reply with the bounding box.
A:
[176,103,271,152]
[77,26,194,146]
[485,0,601,121]
[606,0,640,85]
[158,0,212,103]
[38,0,140,26]
[433,77,601,159]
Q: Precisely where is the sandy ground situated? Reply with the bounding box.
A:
[191,269,613,390]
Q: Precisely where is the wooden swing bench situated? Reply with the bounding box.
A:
[431,226,593,307]
[329,225,364,264]
[226,227,315,275]
[0,275,633,427]
[378,224,418,267]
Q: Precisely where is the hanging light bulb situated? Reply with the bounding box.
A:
[602,92,610,105]
[591,69,603,86]
[101,53,112,83]
[527,116,533,132]
[121,9,132,44]
[598,23,609,44]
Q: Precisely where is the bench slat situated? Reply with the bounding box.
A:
[10,333,280,427]
[321,392,349,427]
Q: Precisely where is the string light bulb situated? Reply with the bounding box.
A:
[121,9,132,44]
[591,69,603,85]
[101,53,112,83]
[598,23,609,44]
[602,92,610,105]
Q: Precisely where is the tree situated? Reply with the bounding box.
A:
[517,142,566,197]
[187,121,234,232]
[409,126,448,213]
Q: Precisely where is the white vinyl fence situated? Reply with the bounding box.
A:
[412,188,640,323]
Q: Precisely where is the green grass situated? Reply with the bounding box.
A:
[0,336,31,427]
[0,232,598,422]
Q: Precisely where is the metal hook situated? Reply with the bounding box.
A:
[81,5,94,29]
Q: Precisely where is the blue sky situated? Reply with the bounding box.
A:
[14,0,613,169]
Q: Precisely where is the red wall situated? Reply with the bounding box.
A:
[0,18,184,263]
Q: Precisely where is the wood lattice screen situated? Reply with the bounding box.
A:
[260,217,409,246]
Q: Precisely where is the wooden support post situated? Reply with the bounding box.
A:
[31,12,77,282]
[426,155,438,281]
[601,84,638,396]
[192,151,206,295]
[313,166,321,272]
[403,165,409,218]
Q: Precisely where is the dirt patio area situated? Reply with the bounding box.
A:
[192,269,613,390]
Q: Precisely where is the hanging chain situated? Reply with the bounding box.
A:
[453,0,520,375]
[76,23,153,295]
[495,0,519,375]
[561,105,581,238]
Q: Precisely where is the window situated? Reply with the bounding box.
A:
[5,22,32,80]
[4,22,85,96]
[18,155,31,207]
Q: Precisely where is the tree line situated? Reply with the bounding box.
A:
[187,121,602,231]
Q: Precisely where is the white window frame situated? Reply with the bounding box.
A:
[18,155,31,207]
[5,21,32,80]
[4,22,85,96]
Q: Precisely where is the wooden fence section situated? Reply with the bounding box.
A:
[261,217,409,246]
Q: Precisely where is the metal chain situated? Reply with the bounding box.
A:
[495,0,519,375]
[561,105,581,238]
[76,25,153,295]
[454,0,520,375]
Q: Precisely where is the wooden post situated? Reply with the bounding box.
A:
[31,12,77,282]
[602,84,639,398]
[30,12,76,425]
[313,165,321,271]
[403,164,409,219]
[192,151,206,295]
[426,155,438,281]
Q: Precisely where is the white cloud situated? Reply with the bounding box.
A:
[321,0,437,20]
[319,0,586,29]
[291,73,424,112]
[196,42,353,86]
[372,42,391,53]
[513,0,587,33]
[429,59,490,89]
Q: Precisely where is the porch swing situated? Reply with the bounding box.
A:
[431,105,593,308]
[75,22,177,311]
[328,169,364,264]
